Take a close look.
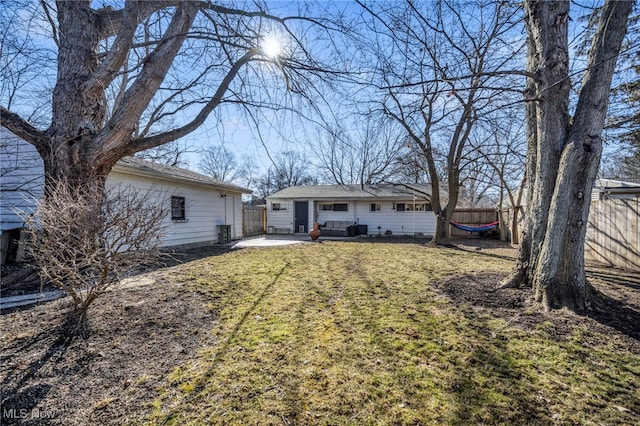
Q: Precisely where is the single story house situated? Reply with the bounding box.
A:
[585,178,640,270]
[0,126,251,263]
[266,184,435,236]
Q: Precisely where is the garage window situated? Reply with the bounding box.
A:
[171,196,186,220]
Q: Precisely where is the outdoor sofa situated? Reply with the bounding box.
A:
[320,220,357,237]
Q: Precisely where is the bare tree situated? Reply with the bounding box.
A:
[394,146,431,185]
[315,116,406,186]
[236,154,261,190]
[21,181,167,317]
[135,140,197,168]
[503,0,633,311]
[602,46,640,179]
[255,151,317,198]
[467,108,527,241]
[358,0,525,243]
[0,0,56,127]
[0,2,340,316]
[577,6,639,179]
[199,145,240,182]
[0,1,340,195]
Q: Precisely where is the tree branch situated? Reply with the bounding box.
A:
[95,2,200,159]
[128,50,258,153]
[571,0,634,139]
[0,106,47,149]
[83,1,141,96]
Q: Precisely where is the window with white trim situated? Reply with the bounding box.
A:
[333,203,348,212]
[394,202,432,212]
[272,202,287,211]
[406,203,427,211]
[320,203,349,211]
[171,196,186,220]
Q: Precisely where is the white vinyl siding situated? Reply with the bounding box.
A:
[266,199,294,233]
[265,197,437,236]
[0,127,45,231]
[106,171,244,246]
[354,201,435,236]
[316,201,355,224]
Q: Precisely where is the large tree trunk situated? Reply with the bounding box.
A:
[504,0,632,311]
[432,211,450,244]
[429,173,459,244]
[43,2,108,188]
[29,1,197,192]
[431,192,459,244]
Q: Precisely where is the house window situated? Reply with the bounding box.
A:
[370,203,381,212]
[272,202,287,211]
[320,203,348,211]
[333,203,348,212]
[396,202,432,212]
[171,196,186,220]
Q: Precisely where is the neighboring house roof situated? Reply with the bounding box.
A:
[267,184,432,201]
[593,179,640,200]
[595,178,640,189]
[113,156,252,194]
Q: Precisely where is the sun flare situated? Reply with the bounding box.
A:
[262,35,281,58]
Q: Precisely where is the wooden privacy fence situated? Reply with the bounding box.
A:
[450,209,500,238]
[243,205,266,236]
[585,195,639,271]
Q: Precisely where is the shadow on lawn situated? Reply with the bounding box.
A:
[1,244,235,309]
[587,268,640,292]
[445,278,639,424]
[0,313,86,425]
[459,243,640,340]
[587,285,640,340]
[586,266,640,339]
[140,244,236,272]
[439,241,517,262]
[448,323,547,424]
[158,262,290,423]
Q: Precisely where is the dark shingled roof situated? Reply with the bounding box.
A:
[267,184,431,200]
[113,156,252,194]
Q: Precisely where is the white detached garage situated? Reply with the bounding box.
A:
[109,157,251,247]
[1,126,251,263]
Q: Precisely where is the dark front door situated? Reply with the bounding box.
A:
[294,201,309,233]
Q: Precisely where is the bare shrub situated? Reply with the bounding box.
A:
[22,180,167,314]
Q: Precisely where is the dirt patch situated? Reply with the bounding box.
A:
[436,271,640,350]
[0,243,233,299]
[0,244,234,425]
[0,267,218,425]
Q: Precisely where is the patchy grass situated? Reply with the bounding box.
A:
[142,242,639,425]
